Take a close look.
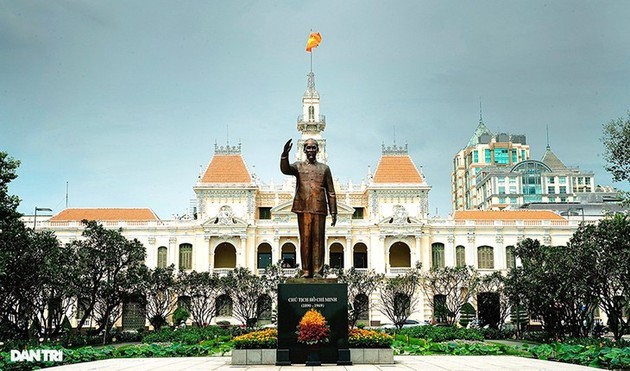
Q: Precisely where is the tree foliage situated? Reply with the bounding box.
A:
[602,112,630,183]
[69,220,146,340]
[223,267,269,328]
[420,265,478,325]
[141,265,177,330]
[377,262,421,329]
[176,270,222,327]
[476,271,510,329]
[0,152,74,340]
[570,214,630,340]
[336,267,384,328]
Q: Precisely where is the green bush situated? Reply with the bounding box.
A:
[398,325,484,342]
[141,326,230,345]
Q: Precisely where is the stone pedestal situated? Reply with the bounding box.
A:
[276,281,351,365]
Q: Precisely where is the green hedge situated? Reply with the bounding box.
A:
[398,325,484,342]
[141,326,231,345]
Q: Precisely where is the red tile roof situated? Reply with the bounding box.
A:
[453,210,564,220]
[200,154,252,183]
[373,155,424,183]
[50,208,159,221]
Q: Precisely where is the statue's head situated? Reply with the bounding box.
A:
[304,139,319,162]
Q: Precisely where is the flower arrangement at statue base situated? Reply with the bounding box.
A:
[297,309,330,366]
[297,309,330,345]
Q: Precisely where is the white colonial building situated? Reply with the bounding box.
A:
[39,71,586,329]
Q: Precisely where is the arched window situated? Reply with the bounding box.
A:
[353,243,368,269]
[308,105,315,120]
[431,243,445,269]
[506,245,516,269]
[478,246,494,269]
[216,294,233,317]
[179,243,193,270]
[157,246,167,268]
[456,245,466,267]
[281,243,296,268]
[257,243,272,269]
[329,243,344,269]
[214,243,236,268]
[389,242,411,267]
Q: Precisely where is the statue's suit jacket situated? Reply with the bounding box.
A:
[280,158,337,216]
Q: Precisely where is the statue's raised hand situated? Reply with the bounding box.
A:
[282,139,293,157]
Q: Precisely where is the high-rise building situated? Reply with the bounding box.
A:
[452,119,530,210]
[475,144,596,210]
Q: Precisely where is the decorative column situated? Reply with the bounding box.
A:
[169,236,177,271]
[345,235,352,269]
[273,235,280,264]
[495,233,504,270]
[446,234,455,267]
[238,236,247,267]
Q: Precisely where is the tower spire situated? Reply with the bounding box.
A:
[479,97,483,123]
[546,124,550,149]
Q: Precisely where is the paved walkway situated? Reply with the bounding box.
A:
[46,355,599,371]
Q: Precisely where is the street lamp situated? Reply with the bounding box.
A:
[33,207,52,230]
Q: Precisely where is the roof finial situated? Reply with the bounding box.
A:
[393,125,397,145]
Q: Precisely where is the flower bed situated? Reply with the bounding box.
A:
[349,329,393,348]
[232,328,277,349]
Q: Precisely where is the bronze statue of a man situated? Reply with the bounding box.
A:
[280,138,337,278]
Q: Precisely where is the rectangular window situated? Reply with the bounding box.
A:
[498,186,505,194]
[257,252,272,269]
[330,253,344,269]
[484,149,491,163]
[352,207,364,219]
[282,252,296,268]
[509,177,517,184]
[548,186,555,194]
[473,151,478,163]
[559,186,567,194]
[353,252,368,269]
[511,149,517,163]
[499,197,506,204]
[521,149,526,160]
[258,207,272,220]
[509,186,517,194]
[494,148,510,164]
[548,177,555,184]
[559,176,566,184]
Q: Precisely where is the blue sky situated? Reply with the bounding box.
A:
[1,0,629,218]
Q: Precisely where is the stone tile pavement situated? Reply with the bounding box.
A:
[45,355,599,371]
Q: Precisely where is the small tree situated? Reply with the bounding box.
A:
[142,265,177,330]
[377,262,421,329]
[476,272,511,329]
[336,267,384,328]
[223,267,268,328]
[177,271,221,327]
[420,266,478,326]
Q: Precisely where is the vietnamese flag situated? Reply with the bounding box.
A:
[306,32,322,52]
